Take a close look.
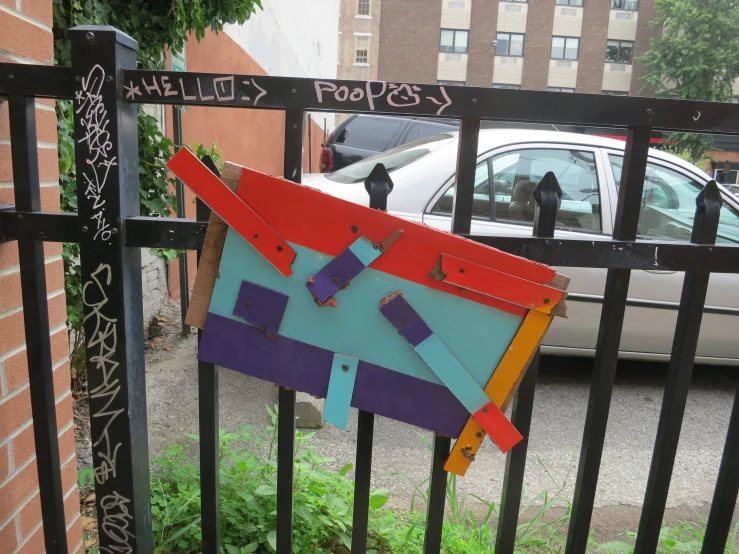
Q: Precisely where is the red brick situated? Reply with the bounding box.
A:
[45,242,63,258]
[0,104,57,144]
[67,515,83,553]
[0,11,53,64]
[63,485,80,525]
[56,393,73,431]
[0,518,18,552]
[21,0,54,28]
[11,416,73,470]
[0,310,26,353]
[19,493,40,539]
[16,521,44,554]
[0,387,31,437]
[46,259,65,293]
[0,443,8,482]
[0,241,56,270]
[60,452,77,494]
[51,327,71,366]
[0,270,22,313]
[0,459,38,522]
[0,154,59,194]
[54,360,72,399]
[4,350,28,394]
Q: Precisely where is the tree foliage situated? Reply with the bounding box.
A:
[639,0,739,161]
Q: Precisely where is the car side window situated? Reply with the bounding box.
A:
[432,161,491,219]
[609,155,739,244]
[334,117,404,151]
[399,123,421,145]
[431,148,602,232]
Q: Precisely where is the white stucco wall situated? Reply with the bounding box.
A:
[225,0,340,131]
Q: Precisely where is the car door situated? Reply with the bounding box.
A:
[603,152,739,362]
[331,116,407,169]
[423,144,613,351]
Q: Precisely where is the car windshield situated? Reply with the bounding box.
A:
[326,133,454,184]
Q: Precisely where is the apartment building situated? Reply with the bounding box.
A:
[338,0,382,81]
[375,0,659,95]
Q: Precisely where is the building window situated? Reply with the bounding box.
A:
[493,84,521,89]
[602,90,629,95]
[355,36,369,64]
[497,32,525,56]
[438,80,465,86]
[357,0,370,15]
[551,36,579,60]
[504,0,528,2]
[556,0,583,5]
[611,0,637,9]
[605,40,634,63]
[548,87,575,92]
[440,29,469,53]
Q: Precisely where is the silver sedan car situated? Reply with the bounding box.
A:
[303,129,739,365]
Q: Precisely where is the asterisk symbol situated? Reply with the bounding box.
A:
[123,81,142,100]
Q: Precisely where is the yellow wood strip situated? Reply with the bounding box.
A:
[444,310,552,476]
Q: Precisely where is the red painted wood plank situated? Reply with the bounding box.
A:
[167,150,296,277]
[233,166,557,316]
[440,254,565,314]
[472,401,523,453]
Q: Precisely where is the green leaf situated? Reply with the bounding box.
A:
[338,463,353,477]
[267,530,277,551]
[224,545,240,554]
[254,485,276,496]
[242,543,259,554]
[598,541,634,552]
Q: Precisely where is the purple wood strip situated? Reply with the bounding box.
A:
[306,248,365,303]
[232,280,290,336]
[200,312,468,437]
[379,292,433,347]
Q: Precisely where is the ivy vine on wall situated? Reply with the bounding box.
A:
[52,0,261,378]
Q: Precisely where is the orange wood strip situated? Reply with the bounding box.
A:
[167,149,296,277]
[440,254,565,315]
[445,310,552,476]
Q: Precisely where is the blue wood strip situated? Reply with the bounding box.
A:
[415,334,491,414]
[324,353,359,430]
[209,230,523,389]
[348,236,382,266]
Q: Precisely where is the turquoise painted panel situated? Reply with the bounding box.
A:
[414,334,490,413]
[209,230,523,388]
[324,353,359,429]
[348,236,382,266]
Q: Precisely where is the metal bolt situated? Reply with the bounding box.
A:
[545,239,550,245]
[244,301,252,308]
[200,225,206,231]
[350,225,358,233]
[628,244,633,249]
[277,245,283,252]
[16,214,22,220]
[85,31,95,42]
[111,228,118,235]
[472,98,477,104]
[81,225,89,232]
[476,432,483,438]
[331,276,340,284]
[292,89,297,94]
[646,108,653,115]
[400,320,408,327]
[482,408,488,414]
[106,75,113,82]
[458,267,465,274]
[342,364,349,372]
[543,298,550,305]
[259,324,267,331]
[708,247,713,252]
[76,76,81,82]
[8,74,14,80]
[253,233,259,239]
[372,243,379,250]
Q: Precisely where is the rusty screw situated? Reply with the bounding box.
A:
[351,225,358,233]
[400,320,408,327]
[459,268,465,274]
[277,245,283,252]
[373,243,379,250]
[331,276,340,284]
[253,233,259,239]
[342,364,349,372]
[259,324,267,331]
[543,298,550,305]
[482,408,488,414]
[244,301,252,308]
[476,432,483,438]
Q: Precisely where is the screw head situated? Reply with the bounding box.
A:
[292,89,297,94]
[458,268,465,274]
[106,75,113,82]
[628,243,633,249]
[476,432,483,438]
[277,245,283,252]
[545,239,550,245]
[400,320,408,327]
[350,225,358,233]
[16,214,22,220]
[331,276,340,284]
[75,76,81,82]
[81,225,89,232]
[482,408,488,414]
[259,324,267,331]
[543,298,550,304]
[342,364,349,372]
[472,98,477,103]
[111,228,118,235]
[244,301,252,308]
[85,31,95,42]
[708,247,713,252]
[252,233,259,239]
[8,74,14,80]
[372,243,379,250]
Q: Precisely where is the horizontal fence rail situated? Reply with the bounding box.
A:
[2,24,739,554]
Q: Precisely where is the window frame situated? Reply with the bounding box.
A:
[556,0,583,5]
[548,87,576,92]
[439,29,470,54]
[496,32,525,57]
[611,0,638,10]
[357,0,370,16]
[602,90,629,96]
[355,36,370,64]
[503,0,528,3]
[492,83,521,89]
[437,80,466,86]
[424,144,608,235]
[551,36,580,60]
[605,39,634,64]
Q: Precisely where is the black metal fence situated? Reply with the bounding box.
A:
[1,24,739,554]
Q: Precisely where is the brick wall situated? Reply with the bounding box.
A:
[521,0,556,90]
[0,1,82,553]
[377,0,440,83]
[630,0,659,96]
[577,0,611,93]
[466,0,498,87]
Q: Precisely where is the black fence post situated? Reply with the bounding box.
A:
[70,25,152,554]
[495,171,561,554]
[635,182,722,553]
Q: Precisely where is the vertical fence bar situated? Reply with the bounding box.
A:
[351,410,375,554]
[496,172,562,554]
[70,25,152,554]
[565,127,651,554]
[450,116,481,235]
[276,108,305,554]
[635,182,722,553]
[8,94,69,554]
[701,382,739,554]
[197,157,220,554]
[424,435,451,554]
[173,106,190,336]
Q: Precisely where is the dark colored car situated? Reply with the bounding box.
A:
[319,114,458,172]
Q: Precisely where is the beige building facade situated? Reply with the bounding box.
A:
[338,0,381,82]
